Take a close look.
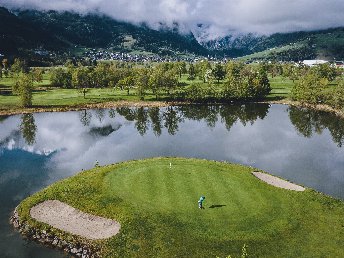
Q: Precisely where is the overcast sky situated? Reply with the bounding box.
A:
[1,0,344,39]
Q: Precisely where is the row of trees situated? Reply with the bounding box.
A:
[50,61,272,101]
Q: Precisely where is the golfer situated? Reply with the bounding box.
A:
[198,196,205,209]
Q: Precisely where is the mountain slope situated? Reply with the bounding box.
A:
[0,7,208,57]
[0,6,343,61]
[0,7,66,54]
[205,27,344,60]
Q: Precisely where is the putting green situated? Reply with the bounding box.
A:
[17,158,344,257]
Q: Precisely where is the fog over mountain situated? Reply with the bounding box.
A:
[1,0,344,40]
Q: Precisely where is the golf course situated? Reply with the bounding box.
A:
[15,157,344,257]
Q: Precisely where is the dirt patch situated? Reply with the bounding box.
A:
[30,200,121,240]
[252,172,305,191]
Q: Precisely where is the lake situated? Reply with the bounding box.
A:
[0,104,343,257]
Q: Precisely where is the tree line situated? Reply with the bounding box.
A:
[3,57,343,109]
[48,60,272,102]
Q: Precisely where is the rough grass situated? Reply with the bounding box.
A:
[17,158,344,258]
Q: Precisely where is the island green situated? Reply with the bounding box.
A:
[16,158,344,257]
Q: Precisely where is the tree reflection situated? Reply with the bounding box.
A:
[19,113,37,145]
[149,107,162,136]
[135,107,149,136]
[78,104,270,137]
[79,110,92,126]
[94,109,106,123]
[289,106,344,147]
[163,106,183,135]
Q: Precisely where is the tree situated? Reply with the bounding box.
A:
[197,60,212,83]
[134,68,150,100]
[291,71,327,105]
[72,66,91,98]
[117,76,134,95]
[163,69,179,97]
[149,67,165,100]
[93,63,110,88]
[316,63,337,81]
[31,68,43,83]
[12,73,34,107]
[50,68,72,88]
[178,61,187,78]
[188,63,196,80]
[212,63,226,83]
[11,58,28,76]
[329,78,344,109]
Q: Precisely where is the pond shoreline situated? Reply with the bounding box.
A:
[1,99,343,119]
[10,207,99,258]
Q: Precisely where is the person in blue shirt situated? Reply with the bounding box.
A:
[198,196,205,209]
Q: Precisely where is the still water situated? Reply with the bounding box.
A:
[0,104,344,257]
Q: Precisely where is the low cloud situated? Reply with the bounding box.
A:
[1,0,344,39]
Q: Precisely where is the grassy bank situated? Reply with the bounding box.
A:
[16,158,344,257]
[0,74,292,113]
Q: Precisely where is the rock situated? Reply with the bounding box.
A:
[52,238,59,246]
[71,248,78,254]
[13,220,19,228]
[60,240,68,247]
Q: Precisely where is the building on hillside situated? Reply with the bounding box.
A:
[303,60,328,67]
[335,61,344,68]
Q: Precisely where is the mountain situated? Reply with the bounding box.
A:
[0,7,208,58]
[0,6,343,62]
[0,7,66,54]
[204,28,344,61]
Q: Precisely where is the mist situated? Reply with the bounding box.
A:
[1,0,344,40]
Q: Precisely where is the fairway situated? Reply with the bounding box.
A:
[17,158,344,257]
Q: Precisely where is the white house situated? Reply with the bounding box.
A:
[302,60,328,67]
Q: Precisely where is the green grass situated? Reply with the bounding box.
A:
[268,76,294,100]
[17,158,344,258]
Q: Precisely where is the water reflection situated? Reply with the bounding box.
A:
[19,114,37,146]
[289,106,344,147]
[0,103,344,258]
[78,104,270,137]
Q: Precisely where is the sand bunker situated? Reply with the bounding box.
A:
[30,200,121,240]
[252,172,305,191]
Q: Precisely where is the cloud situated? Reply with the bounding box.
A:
[1,0,344,39]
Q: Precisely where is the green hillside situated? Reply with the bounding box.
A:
[0,6,343,61]
[240,28,344,61]
[0,7,208,58]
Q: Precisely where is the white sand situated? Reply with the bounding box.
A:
[252,172,305,191]
[30,200,121,240]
